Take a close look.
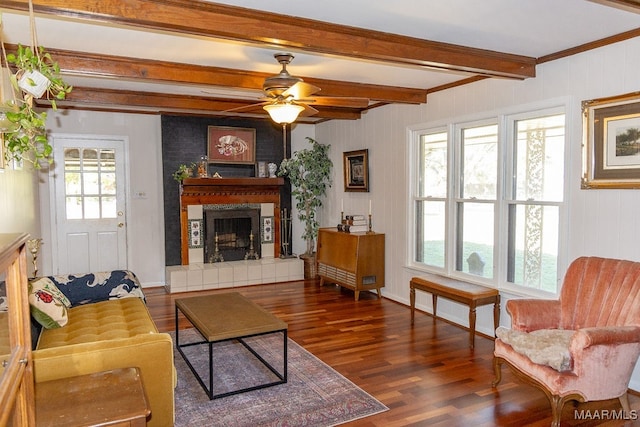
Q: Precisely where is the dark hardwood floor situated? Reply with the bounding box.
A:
[145,280,640,426]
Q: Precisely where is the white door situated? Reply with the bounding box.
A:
[51,135,128,274]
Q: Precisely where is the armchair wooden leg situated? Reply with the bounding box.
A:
[550,395,565,427]
[492,357,503,387]
[620,392,631,413]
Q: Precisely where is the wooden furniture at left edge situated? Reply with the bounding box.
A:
[0,233,36,426]
[179,177,284,265]
[35,367,150,427]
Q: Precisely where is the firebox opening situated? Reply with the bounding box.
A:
[204,207,261,262]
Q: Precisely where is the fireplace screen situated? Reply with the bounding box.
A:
[204,207,261,262]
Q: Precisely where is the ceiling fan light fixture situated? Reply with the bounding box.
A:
[263,103,304,124]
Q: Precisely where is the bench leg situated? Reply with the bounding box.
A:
[432,294,438,320]
[410,287,416,325]
[469,304,477,349]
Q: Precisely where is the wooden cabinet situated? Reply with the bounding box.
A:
[317,228,385,301]
[0,233,35,426]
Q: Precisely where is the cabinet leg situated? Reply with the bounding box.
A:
[354,290,360,301]
[376,287,382,298]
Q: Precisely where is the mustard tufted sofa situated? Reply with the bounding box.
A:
[30,271,175,427]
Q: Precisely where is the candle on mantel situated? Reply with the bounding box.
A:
[369,200,372,215]
[341,199,344,212]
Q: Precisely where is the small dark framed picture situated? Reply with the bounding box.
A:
[207,126,256,164]
[343,149,369,192]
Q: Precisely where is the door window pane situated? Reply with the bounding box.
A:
[65,197,83,220]
[101,173,116,195]
[101,197,117,219]
[64,172,82,195]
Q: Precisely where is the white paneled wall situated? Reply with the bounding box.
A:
[316,37,640,389]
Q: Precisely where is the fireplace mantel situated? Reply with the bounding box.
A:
[179,177,284,264]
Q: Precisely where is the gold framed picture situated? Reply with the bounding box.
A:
[582,92,640,189]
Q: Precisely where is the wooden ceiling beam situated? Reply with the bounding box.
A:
[2,0,536,79]
[47,87,363,120]
[586,0,640,13]
[2,44,427,105]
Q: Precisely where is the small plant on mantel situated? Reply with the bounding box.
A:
[278,137,332,260]
[173,163,195,182]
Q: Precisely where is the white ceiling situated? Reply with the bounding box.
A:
[0,0,639,120]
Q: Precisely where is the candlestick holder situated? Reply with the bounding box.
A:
[27,238,42,277]
[367,214,373,234]
[245,231,260,260]
[210,232,224,263]
[341,211,344,222]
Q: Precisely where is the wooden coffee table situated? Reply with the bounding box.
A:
[175,292,288,399]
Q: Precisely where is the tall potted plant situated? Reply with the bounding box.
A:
[278,137,332,278]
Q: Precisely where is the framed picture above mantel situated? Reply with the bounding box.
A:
[207,126,256,165]
[343,149,369,192]
[582,92,640,189]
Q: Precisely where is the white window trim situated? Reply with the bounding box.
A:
[406,97,573,298]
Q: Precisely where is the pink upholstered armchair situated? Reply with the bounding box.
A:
[493,256,640,427]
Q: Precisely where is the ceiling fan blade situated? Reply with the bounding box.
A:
[282,81,321,100]
[224,102,269,113]
[299,103,319,117]
[301,96,370,108]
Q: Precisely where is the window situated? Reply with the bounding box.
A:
[506,113,565,292]
[411,107,566,294]
[415,130,448,268]
[456,123,498,279]
[64,148,117,220]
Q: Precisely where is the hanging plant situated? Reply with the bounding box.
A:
[0,3,72,168]
[1,45,72,168]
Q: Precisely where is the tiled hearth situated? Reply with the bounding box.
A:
[165,258,304,293]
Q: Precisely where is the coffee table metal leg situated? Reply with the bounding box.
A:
[209,341,214,399]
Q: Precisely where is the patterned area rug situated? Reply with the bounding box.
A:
[171,329,388,426]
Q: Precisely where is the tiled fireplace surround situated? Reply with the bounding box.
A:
[165,177,303,293]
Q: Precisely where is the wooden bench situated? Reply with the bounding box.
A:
[410,274,500,349]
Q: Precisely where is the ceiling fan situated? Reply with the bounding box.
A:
[227,53,370,121]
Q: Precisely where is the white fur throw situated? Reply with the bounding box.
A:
[496,326,575,372]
